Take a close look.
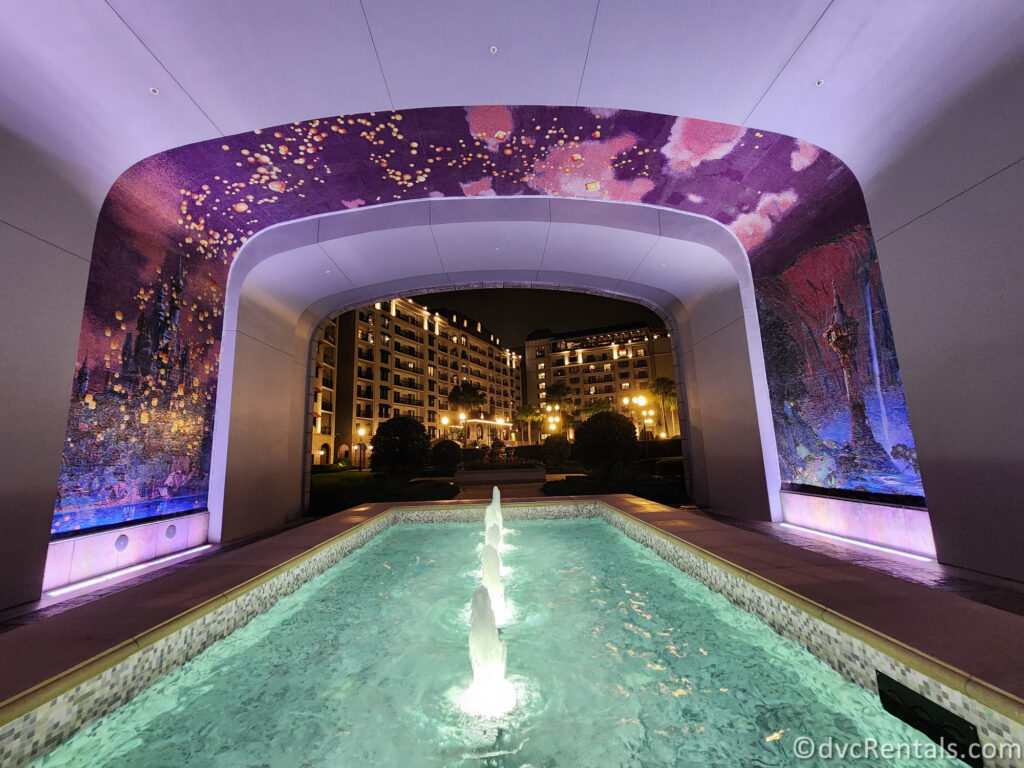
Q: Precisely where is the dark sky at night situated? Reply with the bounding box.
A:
[409,288,664,348]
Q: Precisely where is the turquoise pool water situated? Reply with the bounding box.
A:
[33,518,962,767]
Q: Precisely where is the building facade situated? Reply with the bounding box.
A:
[311,297,522,464]
[524,323,676,438]
[310,317,339,465]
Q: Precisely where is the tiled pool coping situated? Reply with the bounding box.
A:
[1,495,1021,766]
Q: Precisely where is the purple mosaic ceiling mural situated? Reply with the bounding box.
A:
[55,105,923,537]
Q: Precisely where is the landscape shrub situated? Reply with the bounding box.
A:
[369,415,430,481]
[573,411,638,477]
[431,439,462,474]
[541,435,571,468]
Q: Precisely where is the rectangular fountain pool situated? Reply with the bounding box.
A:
[29,517,963,767]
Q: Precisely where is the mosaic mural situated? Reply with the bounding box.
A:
[54,105,924,537]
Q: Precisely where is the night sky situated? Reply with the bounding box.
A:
[410,288,664,348]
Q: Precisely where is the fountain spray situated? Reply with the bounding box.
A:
[460,586,516,716]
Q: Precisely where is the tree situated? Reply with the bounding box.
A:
[447,382,487,445]
[545,381,575,412]
[580,398,612,419]
[541,434,571,469]
[650,377,677,437]
[370,415,430,483]
[513,403,543,444]
[573,411,639,477]
[431,439,462,474]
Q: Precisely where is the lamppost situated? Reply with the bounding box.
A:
[544,404,562,436]
[356,426,367,471]
[458,412,467,446]
[441,415,449,440]
[641,409,655,441]
[495,415,505,442]
[622,395,650,439]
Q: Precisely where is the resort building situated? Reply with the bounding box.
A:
[310,317,339,465]
[312,298,522,461]
[523,323,676,435]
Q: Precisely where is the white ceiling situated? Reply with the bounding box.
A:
[1,0,1022,260]
[235,199,740,348]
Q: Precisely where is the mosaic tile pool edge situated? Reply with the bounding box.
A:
[2,501,1019,766]
[597,505,1024,767]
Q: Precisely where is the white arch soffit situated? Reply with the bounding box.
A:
[209,196,781,535]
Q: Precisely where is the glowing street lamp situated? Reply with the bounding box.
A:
[356,426,367,471]
[441,415,449,439]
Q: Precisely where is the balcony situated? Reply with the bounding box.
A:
[356,367,374,381]
[394,309,421,325]
[393,376,424,392]
[356,386,373,399]
[391,342,423,360]
[393,394,424,407]
[356,349,374,362]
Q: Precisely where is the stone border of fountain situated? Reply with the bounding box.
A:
[1,496,1021,767]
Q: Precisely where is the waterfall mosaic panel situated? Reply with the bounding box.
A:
[57,106,924,538]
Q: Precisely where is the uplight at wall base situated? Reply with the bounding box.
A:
[46,545,212,597]
[779,523,932,562]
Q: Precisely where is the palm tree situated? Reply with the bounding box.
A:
[447,382,487,445]
[514,403,543,444]
[650,377,677,437]
[580,398,612,419]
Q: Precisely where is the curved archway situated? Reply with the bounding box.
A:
[211,197,775,540]
[53,105,924,546]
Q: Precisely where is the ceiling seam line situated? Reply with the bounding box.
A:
[575,0,603,106]
[229,327,292,357]
[358,0,396,111]
[536,198,553,274]
[741,0,834,126]
[622,234,661,283]
[875,153,1024,243]
[317,242,356,286]
[103,0,225,136]
[689,315,746,349]
[426,207,449,277]
[0,218,90,263]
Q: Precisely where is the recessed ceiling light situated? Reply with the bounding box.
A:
[815,79,824,86]
[149,87,160,95]
[489,45,498,55]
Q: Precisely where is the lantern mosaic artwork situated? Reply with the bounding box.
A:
[54,105,924,538]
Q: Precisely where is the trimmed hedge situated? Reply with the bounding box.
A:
[308,472,457,516]
[637,438,684,460]
[655,456,685,478]
[510,444,544,462]
[541,474,688,507]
